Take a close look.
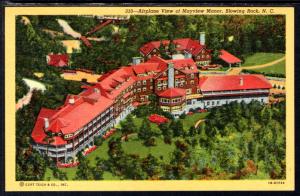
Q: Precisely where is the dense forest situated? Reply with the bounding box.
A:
[15,15,286,180]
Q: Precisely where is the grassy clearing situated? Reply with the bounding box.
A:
[180,112,209,131]
[252,60,285,75]
[242,53,285,67]
[122,135,175,162]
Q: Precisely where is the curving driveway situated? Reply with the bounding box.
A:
[227,56,286,75]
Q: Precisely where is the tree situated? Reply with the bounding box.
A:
[169,39,176,55]
[188,126,197,137]
[93,157,105,180]
[141,154,161,179]
[75,152,94,180]
[121,154,146,180]
[159,123,173,144]
[120,114,137,141]
[138,118,156,146]
[170,120,184,137]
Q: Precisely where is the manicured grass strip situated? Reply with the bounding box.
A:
[242,53,285,67]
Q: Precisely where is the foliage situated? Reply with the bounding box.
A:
[120,114,137,141]
[74,152,94,180]
[138,118,156,146]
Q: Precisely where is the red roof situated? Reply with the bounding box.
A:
[146,56,198,75]
[96,66,137,100]
[219,49,241,64]
[31,108,68,146]
[157,88,186,98]
[140,38,205,56]
[199,75,272,92]
[132,63,160,74]
[47,54,69,67]
[31,86,114,145]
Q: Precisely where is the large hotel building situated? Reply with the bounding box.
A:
[31,37,272,163]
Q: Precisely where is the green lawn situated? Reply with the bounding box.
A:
[122,135,175,162]
[251,60,286,75]
[44,112,208,180]
[180,112,209,131]
[242,53,285,67]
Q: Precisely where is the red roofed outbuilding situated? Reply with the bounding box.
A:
[218,49,242,67]
[47,54,69,67]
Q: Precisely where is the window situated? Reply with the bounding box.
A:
[143,80,147,85]
[261,98,264,103]
[137,81,141,86]
[186,89,191,94]
[137,88,141,92]
[133,89,136,93]
[143,87,146,92]
[158,87,161,90]
[212,101,215,106]
[163,86,166,90]
[180,84,183,87]
[163,80,167,85]
[207,101,210,106]
[141,98,144,102]
[187,100,191,105]
[190,80,194,85]
[175,70,179,74]
[191,74,194,78]
[217,101,220,105]
[163,72,167,76]
[226,101,228,104]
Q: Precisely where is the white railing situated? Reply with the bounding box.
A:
[203,89,269,96]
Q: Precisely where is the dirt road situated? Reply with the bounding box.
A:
[226,56,286,75]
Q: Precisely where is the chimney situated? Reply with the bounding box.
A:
[239,77,244,86]
[44,118,49,128]
[200,32,205,45]
[69,97,75,104]
[184,52,192,59]
[132,57,143,65]
[168,63,174,88]
[94,88,100,94]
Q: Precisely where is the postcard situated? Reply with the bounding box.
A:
[5,6,294,191]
